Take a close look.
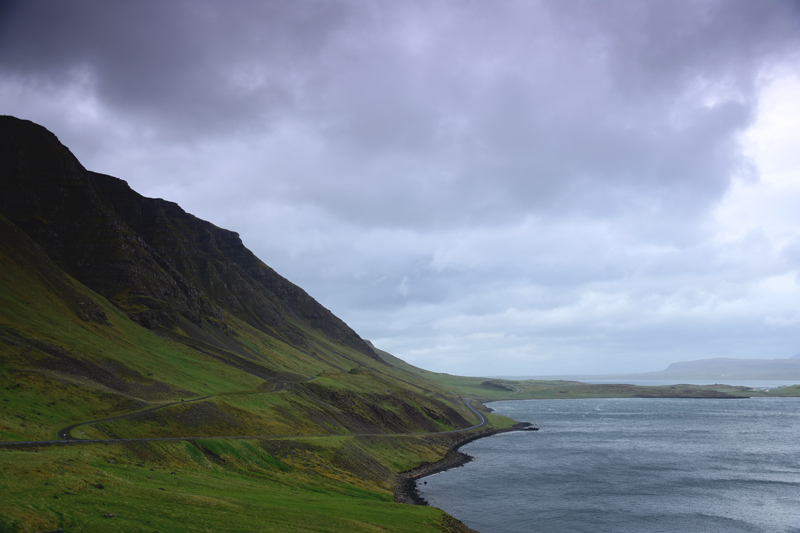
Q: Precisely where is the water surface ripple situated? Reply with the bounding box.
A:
[419,398,800,532]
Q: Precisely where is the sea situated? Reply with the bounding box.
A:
[419,396,800,532]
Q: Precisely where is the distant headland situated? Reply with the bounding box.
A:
[502,357,800,381]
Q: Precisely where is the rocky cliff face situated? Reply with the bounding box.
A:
[0,115,377,361]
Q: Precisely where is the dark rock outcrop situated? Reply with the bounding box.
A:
[0,115,376,361]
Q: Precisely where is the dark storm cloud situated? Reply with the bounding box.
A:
[4,1,797,227]
[0,0,353,136]
[2,0,800,374]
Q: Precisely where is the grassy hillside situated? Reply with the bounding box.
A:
[0,117,505,532]
[0,438,468,533]
[0,212,489,529]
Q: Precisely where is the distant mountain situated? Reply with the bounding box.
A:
[517,357,800,381]
[791,353,800,360]
[644,358,800,380]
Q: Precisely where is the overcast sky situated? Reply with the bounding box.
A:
[2,0,800,376]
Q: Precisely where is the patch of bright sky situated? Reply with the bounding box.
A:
[714,73,800,248]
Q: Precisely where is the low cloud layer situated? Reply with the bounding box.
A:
[3,0,800,375]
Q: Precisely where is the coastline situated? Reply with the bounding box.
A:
[395,422,532,505]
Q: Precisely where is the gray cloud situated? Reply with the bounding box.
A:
[2,0,800,375]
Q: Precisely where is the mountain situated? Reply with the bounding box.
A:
[1,116,376,359]
[647,358,800,380]
[0,116,489,532]
[518,357,800,381]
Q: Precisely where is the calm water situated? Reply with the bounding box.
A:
[419,398,800,533]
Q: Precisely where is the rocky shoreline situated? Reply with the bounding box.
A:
[395,422,533,505]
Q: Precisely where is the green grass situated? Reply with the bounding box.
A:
[757,384,800,397]
[0,215,484,444]
[0,440,459,533]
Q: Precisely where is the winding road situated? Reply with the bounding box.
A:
[56,395,213,441]
[1,380,488,448]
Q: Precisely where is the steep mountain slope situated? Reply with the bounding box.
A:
[0,114,481,437]
[0,116,496,532]
[0,116,375,359]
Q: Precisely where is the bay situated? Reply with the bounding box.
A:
[419,398,800,532]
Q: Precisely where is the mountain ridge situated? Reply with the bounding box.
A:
[0,114,488,449]
[511,357,800,381]
[1,115,504,531]
[0,115,376,363]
